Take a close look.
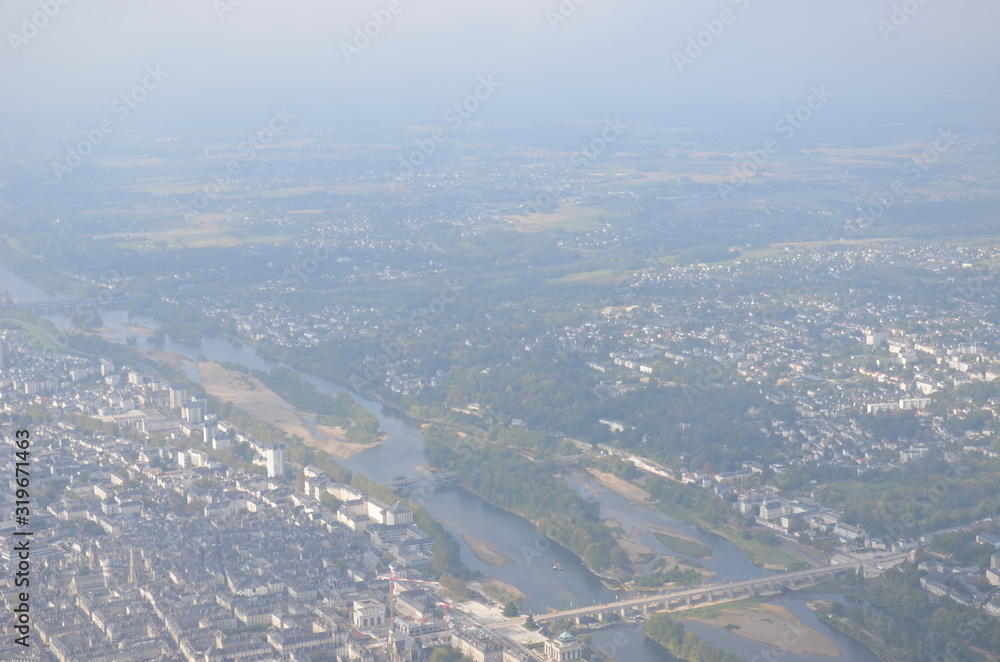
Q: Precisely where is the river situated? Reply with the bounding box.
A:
[0,264,879,661]
[0,263,61,304]
[564,474,765,584]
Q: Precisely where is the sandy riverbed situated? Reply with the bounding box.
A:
[642,521,708,547]
[464,533,516,568]
[616,537,714,580]
[197,361,378,459]
[689,603,841,658]
[586,468,653,502]
[138,347,191,372]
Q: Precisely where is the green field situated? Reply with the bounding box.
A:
[674,596,769,620]
[0,319,64,352]
[654,501,810,571]
[548,268,618,284]
[714,524,810,571]
[653,532,713,558]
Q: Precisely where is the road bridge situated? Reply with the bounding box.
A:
[382,473,459,491]
[491,563,862,628]
[0,295,148,315]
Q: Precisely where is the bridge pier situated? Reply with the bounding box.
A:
[381,473,459,492]
[511,567,855,630]
[0,295,146,317]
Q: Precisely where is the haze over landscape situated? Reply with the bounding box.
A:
[3,0,999,129]
[1,2,999,662]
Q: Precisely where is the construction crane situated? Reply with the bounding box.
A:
[375,571,443,662]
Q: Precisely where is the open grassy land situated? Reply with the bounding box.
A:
[713,524,810,572]
[651,531,713,559]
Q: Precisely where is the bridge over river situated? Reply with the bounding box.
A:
[0,295,149,315]
[491,562,863,628]
[381,473,459,491]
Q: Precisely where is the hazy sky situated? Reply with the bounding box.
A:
[2,0,998,133]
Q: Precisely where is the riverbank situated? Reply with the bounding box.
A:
[645,523,714,559]
[95,322,632,593]
[615,534,714,583]
[573,460,818,574]
[712,523,810,572]
[197,361,378,459]
[654,500,811,572]
[810,601,900,661]
[0,317,65,351]
[51,312,810,590]
[587,468,654,503]
[139,347,191,373]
